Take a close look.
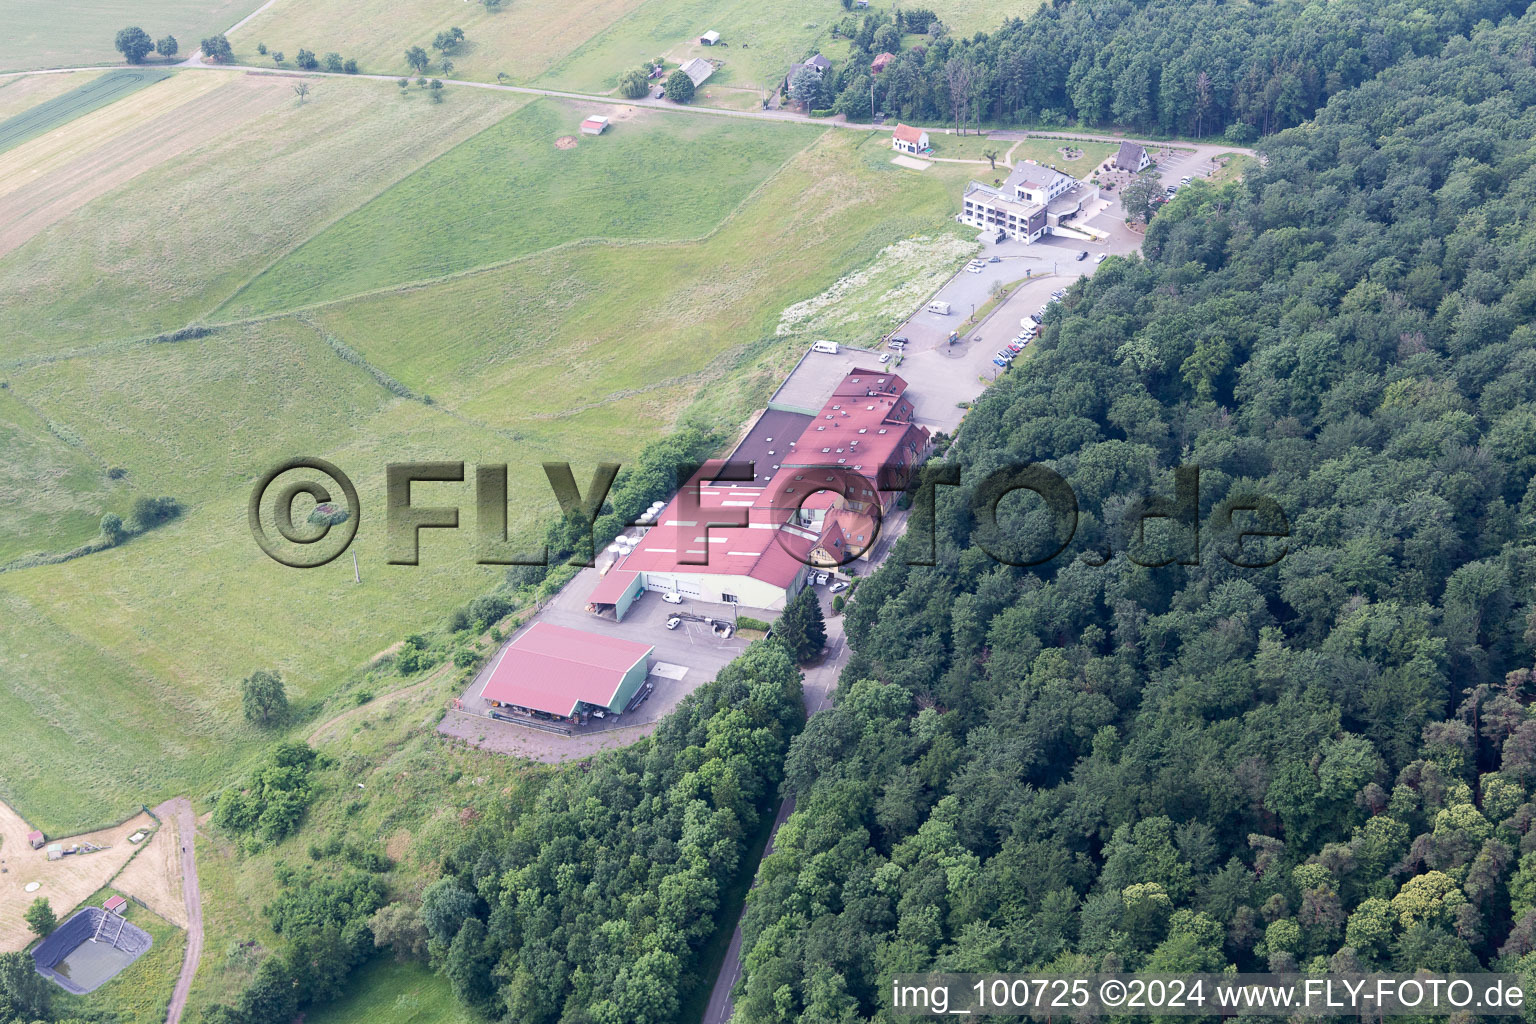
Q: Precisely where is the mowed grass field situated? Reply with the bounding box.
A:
[0,122,971,834]
[224,99,821,315]
[0,75,521,357]
[226,0,649,83]
[226,0,1044,89]
[0,0,266,72]
[0,68,171,153]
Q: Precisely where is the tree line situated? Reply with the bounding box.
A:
[813,0,1525,137]
[731,9,1536,1020]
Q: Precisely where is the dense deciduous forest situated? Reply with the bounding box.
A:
[733,13,1536,1022]
[826,0,1527,137]
[420,642,804,1023]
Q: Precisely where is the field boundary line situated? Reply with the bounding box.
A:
[210,119,832,324]
[205,92,540,321]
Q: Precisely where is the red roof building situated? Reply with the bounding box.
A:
[480,622,652,718]
[891,123,930,155]
[583,368,930,612]
[104,895,127,915]
[871,52,895,73]
[27,830,44,849]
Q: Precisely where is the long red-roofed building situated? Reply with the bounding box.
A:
[586,368,929,617]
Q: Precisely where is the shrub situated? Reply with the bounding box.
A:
[130,495,183,531]
[295,48,318,69]
[665,69,695,103]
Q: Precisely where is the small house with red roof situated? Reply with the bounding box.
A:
[891,123,929,155]
[104,895,128,916]
[871,52,895,74]
[27,830,44,849]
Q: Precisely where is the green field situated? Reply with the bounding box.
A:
[0,77,519,358]
[0,0,266,72]
[224,100,822,315]
[0,68,171,153]
[302,960,477,1024]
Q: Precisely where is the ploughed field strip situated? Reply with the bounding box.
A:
[0,69,172,155]
[31,907,153,994]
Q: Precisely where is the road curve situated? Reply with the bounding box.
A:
[159,797,203,1024]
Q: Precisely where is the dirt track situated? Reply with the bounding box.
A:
[161,798,202,1024]
[0,800,156,953]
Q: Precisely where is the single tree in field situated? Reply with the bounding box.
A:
[343,58,358,74]
[430,78,445,102]
[295,48,318,69]
[115,26,154,63]
[100,513,126,546]
[405,46,430,73]
[983,148,999,169]
[397,77,409,90]
[618,68,648,98]
[156,35,178,59]
[440,58,453,75]
[323,52,343,73]
[271,50,284,64]
[24,897,55,937]
[242,668,288,724]
[200,34,233,63]
[257,42,267,55]
[665,69,695,104]
[432,26,465,53]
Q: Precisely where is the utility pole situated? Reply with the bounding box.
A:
[352,549,360,584]
[870,75,875,120]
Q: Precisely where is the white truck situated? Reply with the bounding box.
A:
[927,300,951,315]
[812,340,840,354]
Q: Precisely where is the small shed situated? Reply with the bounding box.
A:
[27,830,44,849]
[581,115,609,135]
[699,30,720,45]
[104,895,128,916]
[46,843,63,861]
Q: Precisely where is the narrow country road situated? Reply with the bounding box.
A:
[159,797,203,1024]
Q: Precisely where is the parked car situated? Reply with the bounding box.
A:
[1029,313,1044,324]
[888,338,906,349]
[829,580,849,593]
[1051,290,1064,299]
[1007,342,1024,352]
[878,352,892,363]
[1076,250,1089,261]
[967,265,983,274]
[1165,185,1178,194]
[665,616,681,629]
[1095,252,1107,263]
[662,592,684,604]
[1180,175,1192,185]
[988,256,1000,263]
[996,349,1014,362]
[993,356,1010,367]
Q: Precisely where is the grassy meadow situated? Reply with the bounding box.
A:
[301,961,475,1024]
[0,0,265,72]
[0,75,520,357]
[0,71,107,121]
[224,99,822,315]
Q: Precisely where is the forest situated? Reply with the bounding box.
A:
[824,0,1528,137]
[418,641,805,1023]
[733,11,1536,1022]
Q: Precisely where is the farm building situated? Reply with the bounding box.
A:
[699,30,720,45]
[1114,141,1150,172]
[891,123,929,154]
[807,53,832,73]
[27,830,44,849]
[580,115,609,135]
[46,843,63,861]
[679,57,715,88]
[104,895,127,916]
[871,52,895,73]
[480,623,652,720]
[586,369,929,614]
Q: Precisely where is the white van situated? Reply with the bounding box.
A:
[927,301,951,315]
[812,340,839,354]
